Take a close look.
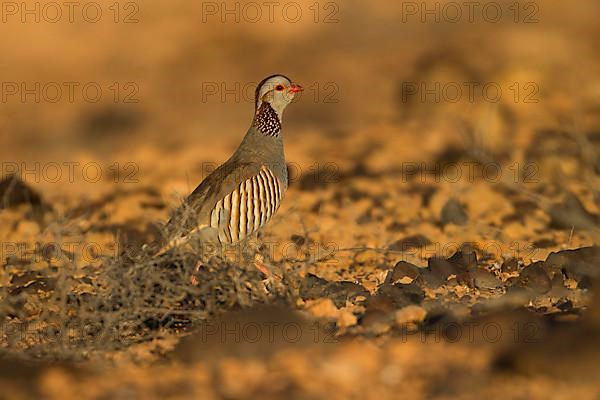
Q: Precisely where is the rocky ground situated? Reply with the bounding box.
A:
[1,1,600,399]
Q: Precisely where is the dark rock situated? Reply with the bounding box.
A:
[290,234,306,246]
[440,198,468,226]
[517,262,552,294]
[329,281,370,307]
[502,213,523,224]
[548,193,599,231]
[376,283,424,308]
[0,175,47,210]
[396,282,426,304]
[493,282,600,381]
[299,274,330,299]
[419,269,446,289]
[501,258,520,273]
[550,274,564,287]
[297,164,342,191]
[420,186,437,207]
[555,298,573,312]
[578,276,592,290]
[385,261,421,283]
[422,308,458,335]
[388,234,432,251]
[428,257,463,279]
[299,274,369,308]
[448,250,477,270]
[347,187,369,202]
[545,246,600,282]
[455,272,473,287]
[512,199,539,215]
[460,294,472,303]
[544,274,570,299]
[386,221,407,232]
[356,211,373,225]
[364,292,396,314]
[424,250,477,288]
[360,293,395,333]
[139,200,166,210]
[444,277,460,288]
[82,106,142,137]
[471,269,502,289]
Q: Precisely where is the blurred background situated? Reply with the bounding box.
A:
[1,1,600,399]
[1,1,599,200]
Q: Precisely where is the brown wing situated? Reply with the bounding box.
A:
[159,162,284,253]
[160,161,263,247]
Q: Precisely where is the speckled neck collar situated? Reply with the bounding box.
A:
[253,102,281,137]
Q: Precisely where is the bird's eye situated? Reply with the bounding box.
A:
[275,85,284,91]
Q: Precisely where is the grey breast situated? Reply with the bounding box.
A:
[209,166,284,244]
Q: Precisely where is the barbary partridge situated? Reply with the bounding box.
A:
[156,74,303,265]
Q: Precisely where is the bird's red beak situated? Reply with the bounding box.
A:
[290,84,304,93]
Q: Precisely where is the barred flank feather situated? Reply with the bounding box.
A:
[210,166,284,244]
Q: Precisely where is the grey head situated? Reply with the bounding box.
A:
[252,74,303,137]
